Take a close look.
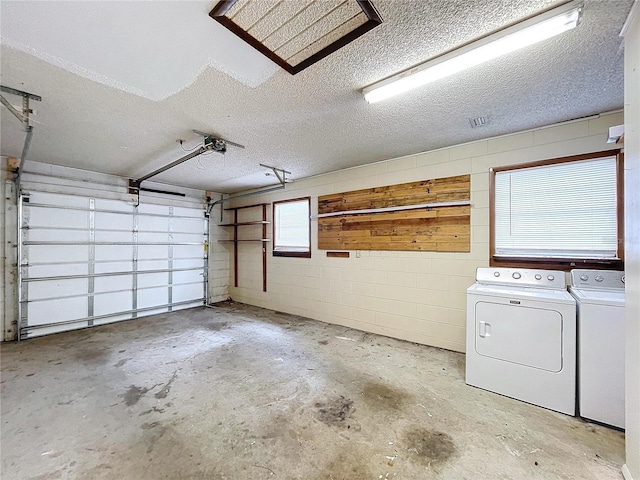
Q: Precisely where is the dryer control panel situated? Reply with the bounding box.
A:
[570,269,625,290]
[476,267,566,290]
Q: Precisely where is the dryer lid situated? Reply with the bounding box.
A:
[468,283,576,305]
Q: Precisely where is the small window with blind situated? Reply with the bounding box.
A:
[273,197,311,258]
[490,150,623,270]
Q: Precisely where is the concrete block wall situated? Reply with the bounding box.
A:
[214,110,624,353]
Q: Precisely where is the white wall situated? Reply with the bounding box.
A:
[623,2,640,479]
[216,110,624,353]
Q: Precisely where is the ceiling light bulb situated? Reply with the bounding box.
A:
[363,2,582,103]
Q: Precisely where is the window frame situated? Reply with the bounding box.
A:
[272,196,312,258]
[489,149,624,271]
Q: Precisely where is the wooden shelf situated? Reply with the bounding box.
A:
[219,221,270,226]
[224,203,269,211]
[220,203,270,292]
[218,239,270,243]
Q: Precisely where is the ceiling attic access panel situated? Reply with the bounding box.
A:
[209,0,382,74]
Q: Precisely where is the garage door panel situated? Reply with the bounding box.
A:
[94,291,133,316]
[29,278,88,300]
[94,199,134,212]
[27,263,89,278]
[94,261,134,274]
[26,229,88,243]
[92,314,132,326]
[138,204,169,215]
[138,245,169,260]
[30,322,90,338]
[95,230,134,243]
[27,208,88,229]
[28,245,89,264]
[95,245,133,262]
[173,217,205,233]
[138,287,169,309]
[138,272,169,289]
[95,274,133,293]
[174,245,205,258]
[173,284,204,303]
[28,297,89,326]
[172,233,205,243]
[138,216,169,232]
[138,232,169,243]
[174,258,206,269]
[95,212,133,230]
[174,270,204,284]
[172,206,203,217]
[138,259,169,272]
[19,189,207,339]
[29,192,88,208]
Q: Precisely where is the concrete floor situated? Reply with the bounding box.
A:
[1,302,625,480]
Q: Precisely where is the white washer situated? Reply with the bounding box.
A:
[569,269,625,429]
[466,267,576,415]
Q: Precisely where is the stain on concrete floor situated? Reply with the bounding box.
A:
[122,385,153,406]
[315,395,354,427]
[361,381,410,412]
[0,302,626,480]
[403,427,456,468]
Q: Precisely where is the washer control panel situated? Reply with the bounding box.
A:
[570,269,625,290]
[476,267,566,289]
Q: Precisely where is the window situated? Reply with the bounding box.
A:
[490,150,623,270]
[273,197,311,258]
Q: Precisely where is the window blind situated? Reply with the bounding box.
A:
[494,156,618,259]
[274,199,310,252]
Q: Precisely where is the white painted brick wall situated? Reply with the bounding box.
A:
[214,111,624,353]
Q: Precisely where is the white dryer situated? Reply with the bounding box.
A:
[466,267,576,415]
[570,269,625,429]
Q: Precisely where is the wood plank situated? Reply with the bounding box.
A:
[326,251,350,258]
[318,175,470,214]
[317,175,470,252]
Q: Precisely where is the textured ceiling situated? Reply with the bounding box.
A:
[0,0,632,194]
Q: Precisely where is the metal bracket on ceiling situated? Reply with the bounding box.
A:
[259,164,291,187]
[205,165,293,216]
[0,85,42,186]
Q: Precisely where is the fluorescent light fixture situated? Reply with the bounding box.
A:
[363,1,582,103]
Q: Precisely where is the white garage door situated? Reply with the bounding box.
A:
[19,190,208,339]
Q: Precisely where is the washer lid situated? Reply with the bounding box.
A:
[569,287,625,307]
[468,283,576,305]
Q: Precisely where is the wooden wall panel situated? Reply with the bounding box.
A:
[317,175,470,252]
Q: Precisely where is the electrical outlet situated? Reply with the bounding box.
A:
[356,250,361,258]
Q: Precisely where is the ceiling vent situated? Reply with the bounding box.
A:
[209,0,382,75]
[469,115,491,128]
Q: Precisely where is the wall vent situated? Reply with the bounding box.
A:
[469,115,491,128]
